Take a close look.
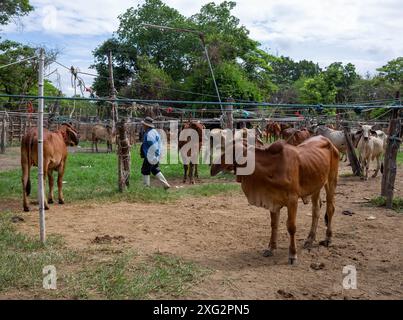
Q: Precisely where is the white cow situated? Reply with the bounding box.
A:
[356,125,384,180]
[315,126,348,161]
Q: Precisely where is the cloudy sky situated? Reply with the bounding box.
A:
[2,0,402,95]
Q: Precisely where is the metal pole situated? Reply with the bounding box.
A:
[200,37,223,113]
[38,48,46,244]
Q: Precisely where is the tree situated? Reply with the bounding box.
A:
[271,56,321,85]
[91,38,136,98]
[0,40,57,108]
[92,0,277,103]
[322,62,359,102]
[0,0,33,26]
[299,74,337,104]
[377,57,403,85]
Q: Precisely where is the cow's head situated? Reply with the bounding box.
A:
[210,138,255,176]
[61,123,80,146]
[357,124,377,142]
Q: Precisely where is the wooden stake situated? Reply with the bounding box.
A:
[342,123,362,176]
[381,106,401,208]
[0,115,6,154]
[224,97,234,130]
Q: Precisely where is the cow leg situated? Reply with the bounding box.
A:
[183,164,188,183]
[320,182,336,247]
[47,170,54,204]
[364,159,369,180]
[372,155,380,178]
[263,210,280,257]
[194,164,199,179]
[57,163,65,204]
[21,160,31,212]
[189,163,195,184]
[304,191,321,249]
[286,200,298,265]
[95,139,99,153]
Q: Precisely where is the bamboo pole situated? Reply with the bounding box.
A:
[38,49,46,244]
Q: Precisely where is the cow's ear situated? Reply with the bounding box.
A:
[355,129,362,135]
[370,130,377,136]
[67,128,79,145]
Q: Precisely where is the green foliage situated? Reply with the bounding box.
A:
[0,40,58,109]
[0,0,33,26]
[121,55,174,100]
[377,57,403,84]
[299,74,337,104]
[271,56,321,85]
[92,0,277,102]
[0,40,37,95]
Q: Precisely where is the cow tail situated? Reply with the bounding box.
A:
[381,162,384,174]
[24,135,33,196]
[26,177,31,196]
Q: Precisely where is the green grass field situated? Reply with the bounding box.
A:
[0,144,239,205]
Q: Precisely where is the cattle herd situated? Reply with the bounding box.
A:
[19,119,393,264]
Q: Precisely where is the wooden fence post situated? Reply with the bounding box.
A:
[381,107,402,208]
[342,123,362,176]
[117,116,131,192]
[1,115,7,154]
[224,97,234,130]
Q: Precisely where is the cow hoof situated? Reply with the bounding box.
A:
[190,181,195,185]
[263,249,274,257]
[45,206,50,210]
[48,199,54,204]
[59,199,65,205]
[303,240,313,249]
[319,239,331,247]
[288,257,298,265]
[23,207,30,212]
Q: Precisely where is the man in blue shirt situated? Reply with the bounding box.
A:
[140,117,171,189]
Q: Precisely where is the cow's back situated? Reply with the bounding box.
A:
[297,136,339,197]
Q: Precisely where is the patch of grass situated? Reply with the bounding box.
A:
[0,144,238,205]
[0,211,207,299]
[369,196,403,213]
[0,212,78,293]
[68,252,208,300]
[397,152,403,165]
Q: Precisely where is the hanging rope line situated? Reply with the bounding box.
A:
[0,56,37,70]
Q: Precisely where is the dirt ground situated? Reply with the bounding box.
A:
[5,161,402,300]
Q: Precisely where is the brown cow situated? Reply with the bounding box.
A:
[211,135,339,264]
[21,123,79,212]
[281,127,311,146]
[265,121,281,143]
[179,120,205,184]
[92,124,115,153]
